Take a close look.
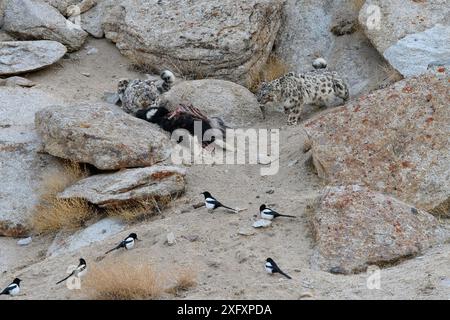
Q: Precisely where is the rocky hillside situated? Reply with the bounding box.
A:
[0,0,449,300]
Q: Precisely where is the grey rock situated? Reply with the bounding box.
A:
[383,25,450,77]
[275,0,388,96]
[252,219,272,228]
[3,0,88,52]
[358,0,449,53]
[166,232,176,246]
[47,217,125,257]
[58,166,186,207]
[304,74,450,216]
[35,103,172,170]
[310,185,448,274]
[0,76,36,87]
[0,87,64,237]
[17,237,33,246]
[162,79,261,127]
[102,0,284,85]
[0,41,67,76]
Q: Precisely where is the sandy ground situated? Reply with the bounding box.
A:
[1,38,449,300]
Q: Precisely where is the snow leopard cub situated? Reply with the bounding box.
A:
[256,69,349,125]
[117,70,175,115]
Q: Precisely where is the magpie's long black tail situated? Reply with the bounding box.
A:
[279,214,296,218]
[56,272,74,285]
[0,290,7,295]
[278,270,292,279]
[105,245,119,255]
[219,203,237,212]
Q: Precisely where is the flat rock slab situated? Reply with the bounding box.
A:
[0,87,64,237]
[102,0,284,84]
[3,0,87,51]
[304,74,450,216]
[358,0,449,77]
[309,185,448,274]
[0,41,67,76]
[58,166,186,207]
[384,24,450,78]
[46,217,125,257]
[35,103,172,170]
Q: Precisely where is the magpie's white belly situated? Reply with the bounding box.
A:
[261,212,274,220]
[77,267,87,278]
[9,285,20,296]
[125,240,135,250]
[205,202,215,210]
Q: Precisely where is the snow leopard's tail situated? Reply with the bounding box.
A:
[158,70,176,93]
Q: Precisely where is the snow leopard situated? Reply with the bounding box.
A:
[256,67,349,125]
[117,70,175,115]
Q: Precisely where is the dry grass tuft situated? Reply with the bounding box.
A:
[166,268,197,296]
[85,260,164,300]
[379,62,403,84]
[105,195,175,222]
[30,161,93,234]
[352,0,366,11]
[247,54,289,93]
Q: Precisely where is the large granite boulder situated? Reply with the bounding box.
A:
[275,0,389,96]
[304,74,450,216]
[58,166,186,207]
[162,79,261,127]
[2,0,88,52]
[309,185,448,274]
[358,0,450,77]
[35,103,172,170]
[0,87,64,237]
[102,0,284,85]
[0,41,67,76]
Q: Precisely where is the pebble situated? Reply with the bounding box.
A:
[86,47,98,55]
[81,72,90,77]
[17,237,32,246]
[252,219,272,228]
[238,228,256,236]
[166,232,176,246]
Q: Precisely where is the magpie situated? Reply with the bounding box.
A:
[265,258,292,279]
[1,278,21,296]
[201,191,236,213]
[105,233,138,254]
[56,258,87,285]
[259,204,296,220]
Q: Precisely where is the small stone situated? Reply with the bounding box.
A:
[5,76,36,87]
[81,72,90,77]
[86,47,98,55]
[299,292,314,299]
[17,237,32,246]
[166,232,176,246]
[238,228,256,236]
[252,219,272,228]
[266,189,274,194]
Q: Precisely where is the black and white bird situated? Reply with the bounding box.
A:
[259,204,296,220]
[265,258,292,279]
[0,278,21,296]
[201,191,236,213]
[105,233,138,254]
[56,258,87,285]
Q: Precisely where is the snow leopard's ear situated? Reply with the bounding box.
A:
[117,79,129,95]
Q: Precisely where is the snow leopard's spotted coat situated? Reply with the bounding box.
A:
[256,70,349,125]
[117,70,175,115]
